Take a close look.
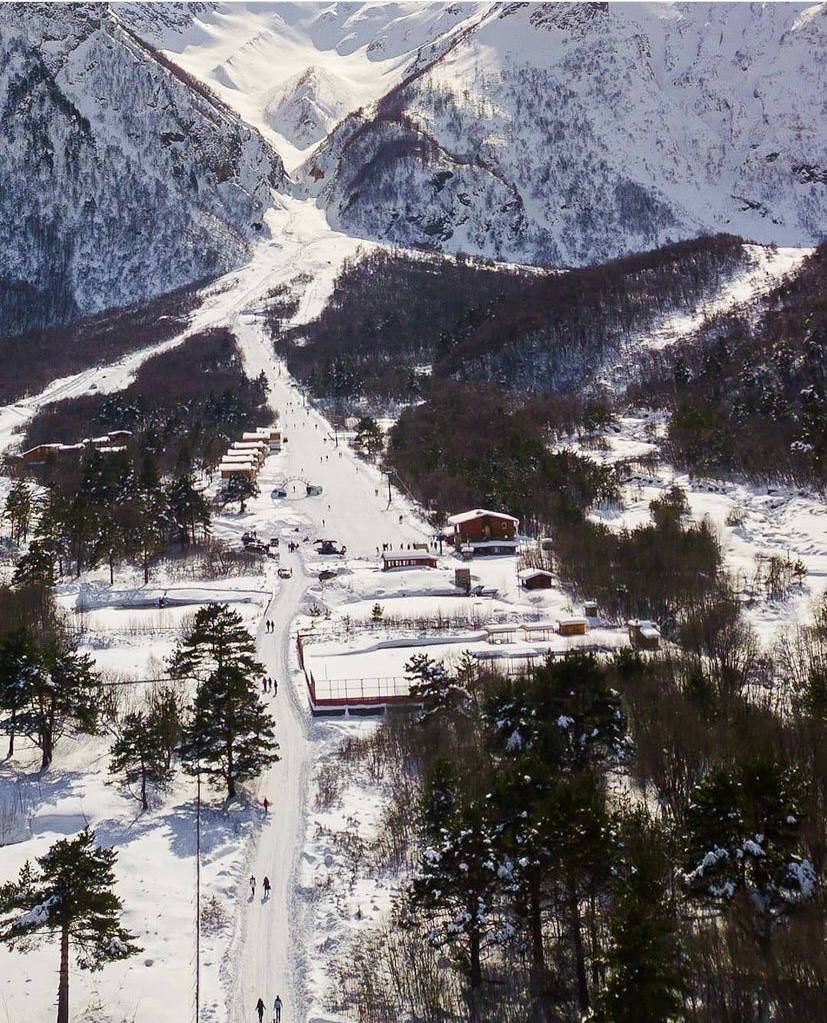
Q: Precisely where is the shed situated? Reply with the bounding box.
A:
[381,550,438,571]
[519,621,558,641]
[628,619,661,650]
[485,623,519,645]
[558,617,589,637]
[518,569,554,590]
[220,464,257,480]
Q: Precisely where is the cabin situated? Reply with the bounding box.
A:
[381,550,438,571]
[518,569,554,590]
[628,619,661,650]
[20,443,65,464]
[228,442,267,465]
[447,509,519,556]
[558,617,589,637]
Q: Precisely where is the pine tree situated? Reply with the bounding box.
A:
[11,632,100,771]
[109,710,172,811]
[221,474,259,513]
[596,809,684,1023]
[0,626,39,759]
[371,602,384,623]
[171,604,278,798]
[0,828,140,1023]
[3,479,34,545]
[407,768,508,1023]
[167,470,211,546]
[404,652,460,715]
[13,536,61,587]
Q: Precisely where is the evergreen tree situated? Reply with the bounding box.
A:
[221,474,259,513]
[171,604,278,797]
[371,602,384,623]
[3,478,34,545]
[682,754,818,1020]
[0,626,39,759]
[167,469,211,546]
[404,652,461,716]
[109,710,172,811]
[147,683,185,771]
[13,536,61,587]
[407,767,508,1023]
[355,416,384,459]
[596,809,684,1023]
[11,633,100,771]
[0,828,140,1023]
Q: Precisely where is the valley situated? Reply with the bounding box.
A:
[0,4,826,1023]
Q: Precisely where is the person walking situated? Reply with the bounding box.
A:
[263,876,271,900]
[273,678,279,696]
[262,796,269,814]
[273,995,282,1022]
[256,997,266,1022]
[249,875,256,897]
[261,676,267,693]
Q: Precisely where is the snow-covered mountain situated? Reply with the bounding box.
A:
[119,1,486,168]
[0,2,284,337]
[296,2,827,266]
[263,66,355,149]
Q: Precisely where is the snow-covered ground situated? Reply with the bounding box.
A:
[0,171,823,1023]
[572,411,827,644]
[600,244,811,392]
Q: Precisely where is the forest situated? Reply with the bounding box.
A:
[631,243,827,486]
[0,280,204,404]
[271,235,746,403]
[325,589,827,1023]
[4,329,272,586]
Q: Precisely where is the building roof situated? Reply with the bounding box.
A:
[447,508,519,526]
[518,569,553,580]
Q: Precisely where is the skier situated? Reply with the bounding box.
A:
[263,796,269,814]
[273,995,282,1022]
[273,678,279,696]
[263,876,271,899]
[250,875,256,897]
[256,997,266,1022]
[261,677,267,693]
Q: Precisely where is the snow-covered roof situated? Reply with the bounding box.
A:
[518,569,553,580]
[381,550,436,562]
[485,623,519,633]
[559,617,589,626]
[520,620,558,631]
[447,508,519,525]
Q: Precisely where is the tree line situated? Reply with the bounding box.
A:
[0,589,278,1022]
[331,593,827,1023]
[631,243,827,486]
[4,328,273,585]
[270,236,746,404]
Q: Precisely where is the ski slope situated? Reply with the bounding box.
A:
[220,316,432,1023]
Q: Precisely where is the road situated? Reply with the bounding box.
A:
[228,318,430,1023]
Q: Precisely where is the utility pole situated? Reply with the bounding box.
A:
[385,469,393,508]
[195,768,201,1023]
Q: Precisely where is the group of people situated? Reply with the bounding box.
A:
[250,874,271,899]
[261,676,278,694]
[264,618,276,633]
[256,995,282,1022]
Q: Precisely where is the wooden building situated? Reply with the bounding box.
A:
[381,550,438,571]
[447,508,519,556]
[628,619,661,650]
[558,617,589,637]
[518,568,554,590]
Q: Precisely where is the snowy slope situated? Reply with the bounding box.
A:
[119,1,487,170]
[0,3,285,336]
[299,1,827,265]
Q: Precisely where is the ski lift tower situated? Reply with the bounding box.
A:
[383,468,395,508]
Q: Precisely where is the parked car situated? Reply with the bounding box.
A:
[278,566,292,579]
[271,488,287,500]
[318,569,337,582]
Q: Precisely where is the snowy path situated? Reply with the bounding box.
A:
[225,314,431,1023]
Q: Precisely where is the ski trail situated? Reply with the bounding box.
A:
[227,313,433,1023]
